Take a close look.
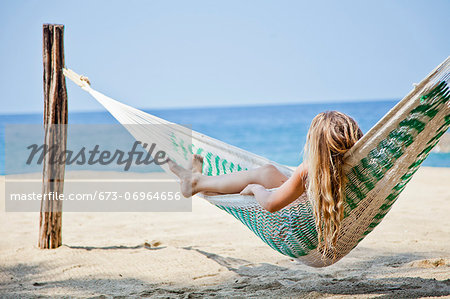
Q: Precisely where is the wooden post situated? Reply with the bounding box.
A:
[39,24,68,249]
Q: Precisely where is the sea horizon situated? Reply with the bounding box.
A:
[0,97,402,117]
[1,99,449,174]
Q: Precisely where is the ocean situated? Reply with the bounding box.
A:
[1,100,449,174]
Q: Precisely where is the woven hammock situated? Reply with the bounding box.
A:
[63,57,450,267]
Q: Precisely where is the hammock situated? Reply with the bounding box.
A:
[63,57,450,267]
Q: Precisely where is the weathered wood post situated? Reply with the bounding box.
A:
[39,24,68,249]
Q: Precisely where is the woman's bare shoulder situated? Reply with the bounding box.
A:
[297,162,308,177]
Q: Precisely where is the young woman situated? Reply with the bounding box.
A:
[169,111,363,255]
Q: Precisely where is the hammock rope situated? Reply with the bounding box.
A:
[63,57,450,267]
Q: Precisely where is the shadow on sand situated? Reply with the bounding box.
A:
[1,246,448,298]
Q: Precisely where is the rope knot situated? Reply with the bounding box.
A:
[80,75,91,86]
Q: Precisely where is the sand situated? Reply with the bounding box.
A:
[0,167,449,298]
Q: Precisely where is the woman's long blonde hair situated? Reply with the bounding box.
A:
[304,111,363,258]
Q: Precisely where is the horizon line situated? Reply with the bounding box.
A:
[0,97,399,117]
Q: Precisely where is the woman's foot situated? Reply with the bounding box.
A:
[168,155,204,197]
[191,154,204,174]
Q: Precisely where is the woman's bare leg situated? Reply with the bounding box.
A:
[168,155,288,197]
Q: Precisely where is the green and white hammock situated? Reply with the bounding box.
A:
[63,57,450,267]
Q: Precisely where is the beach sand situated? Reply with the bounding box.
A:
[0,167,449,298]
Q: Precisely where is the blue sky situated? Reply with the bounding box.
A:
[0,0,449,114]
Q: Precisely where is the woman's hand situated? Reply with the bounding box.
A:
[243,163,307,213]
[239,162,307,213]
[240,184,275,212]
[240,184,263,196]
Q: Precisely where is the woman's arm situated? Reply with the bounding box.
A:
[240,163,307,212]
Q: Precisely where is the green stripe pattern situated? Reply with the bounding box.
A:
[168,80,449,260]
